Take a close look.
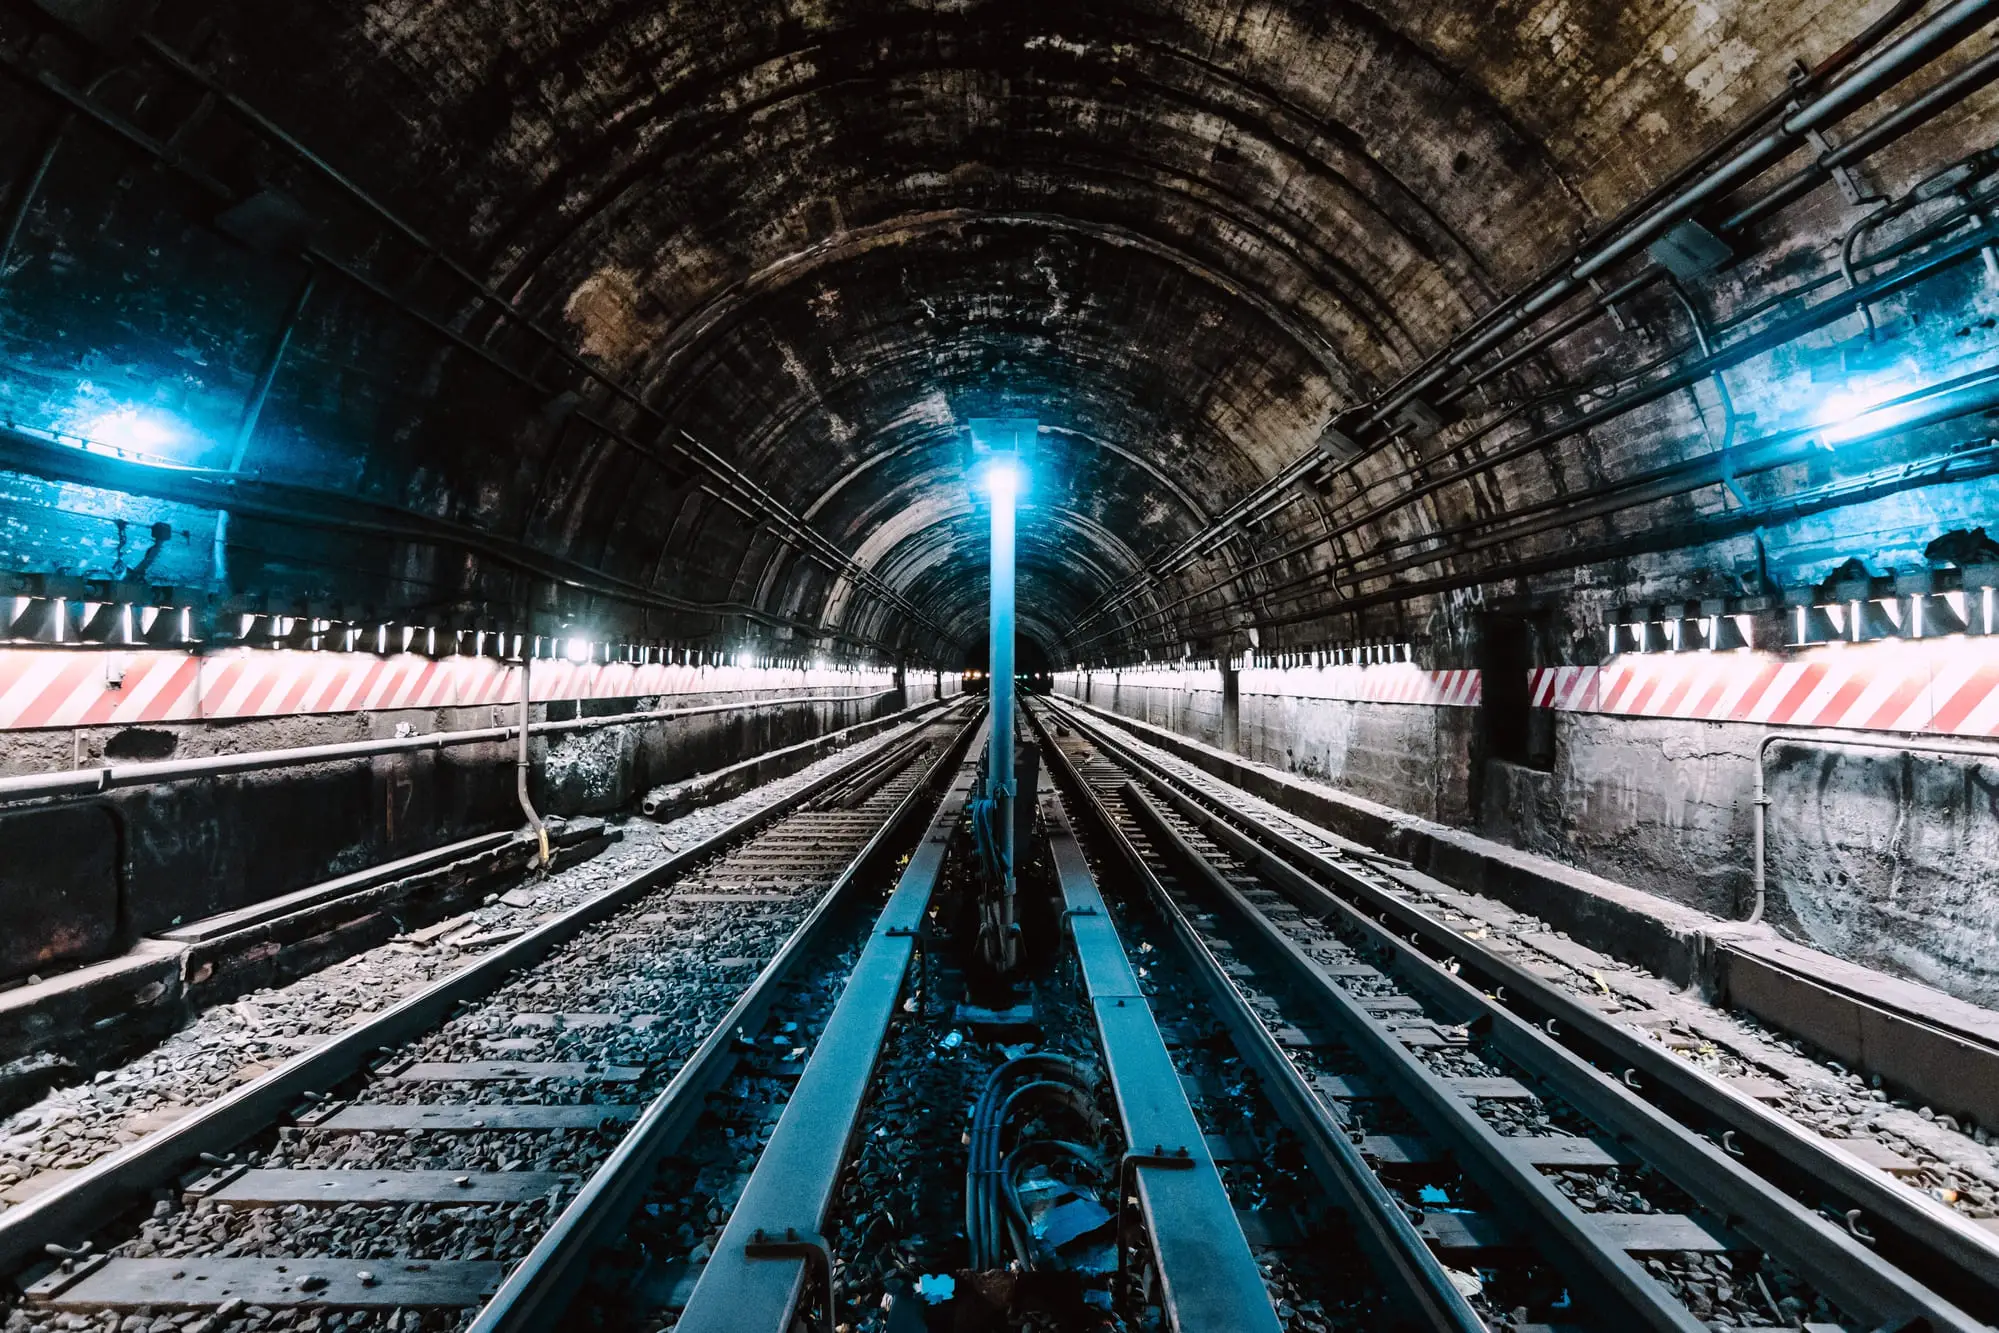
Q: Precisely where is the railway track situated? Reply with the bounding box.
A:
[3,703,979,1329]
[1033,695,1999,1333]
[16,690,1993,1333]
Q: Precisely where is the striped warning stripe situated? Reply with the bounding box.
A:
[1068,640,1999,739]
[1240,664,1483,707]
[0,649,894,731]
[1528,640,1999,738]
[1068,665,1484,708]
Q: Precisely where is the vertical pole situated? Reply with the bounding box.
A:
[989,461,1017,944]
[1221,654,1241,753]
[517,638,549,868]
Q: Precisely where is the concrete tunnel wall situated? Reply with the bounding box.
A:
[1058,674,1999,1011]
[0,681,942,987]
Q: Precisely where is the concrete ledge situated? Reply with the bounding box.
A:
[1716,937,1999,1130]
[0,819,614,1115]
[175,817,615,1006]
[1057,695,1999,1127]
[157,831,520,945]
[0,941,186,1108]
[640,696,944,818]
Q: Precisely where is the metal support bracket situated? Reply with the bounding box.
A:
[743,1228,837,1333]
[1804,125,1879,205]
[1115,1150,1198,1296]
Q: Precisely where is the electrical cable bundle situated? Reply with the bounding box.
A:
[964,1054,1105,1271]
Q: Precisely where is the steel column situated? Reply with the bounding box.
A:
[989,456,1016,945]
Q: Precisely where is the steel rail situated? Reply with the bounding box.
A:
[1047,697,1999,1331]
[1030,738,1285,1333]
[0,688,908,806]
[669,719,988,1333]
[0,703,968,1276]
[462,707,983,1332]
[1028,705,1479,1333]
[1103,784,1704,1331]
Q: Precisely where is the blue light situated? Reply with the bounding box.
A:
[71,406,194,462]
[1813,373,1922,445]
[980,455,1026,500]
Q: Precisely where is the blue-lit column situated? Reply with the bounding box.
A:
[971,416,1032,974]
[988,453,1017,912]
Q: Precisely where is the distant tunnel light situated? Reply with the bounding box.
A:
[566,637,590,664]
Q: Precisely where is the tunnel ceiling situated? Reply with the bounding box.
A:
[3,0,1994,665]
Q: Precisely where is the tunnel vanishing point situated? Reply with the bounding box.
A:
[6,3,1999,1332]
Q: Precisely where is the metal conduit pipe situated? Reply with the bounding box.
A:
[516,651,550,868]
[126,40,946,648]
[1750,731,1999,924]
[1178,437,1999,645]
[0,46,947,655]
[1723,40,1999,235]
[0,688,896,807]
[1070,210,1999,655]
[1312,356,1999,586]
[1229,157,1999,592]
[1074,0,1999,632]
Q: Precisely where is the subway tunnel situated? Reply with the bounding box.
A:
[5,1,1999,1330]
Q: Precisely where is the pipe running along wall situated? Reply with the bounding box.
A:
[0,689,899,807]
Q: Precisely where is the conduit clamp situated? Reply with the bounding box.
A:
[744,1227,837,1333]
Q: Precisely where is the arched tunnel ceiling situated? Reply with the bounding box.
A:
[1,0,1975,664]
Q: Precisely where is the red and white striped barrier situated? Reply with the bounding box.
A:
[1239,664,1482,706]
[1528,639,1999,738]
[1064,639,1999,739]
[1056,665,1482,708]
[0,648,894,731]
